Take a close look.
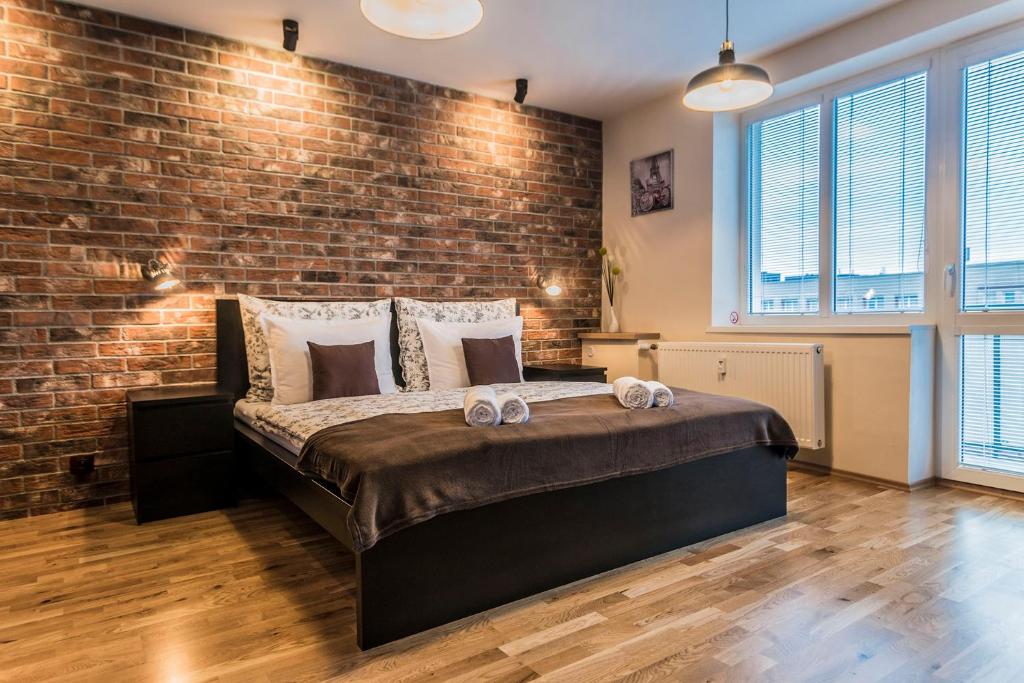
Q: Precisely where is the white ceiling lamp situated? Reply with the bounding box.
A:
[683,0,773,112]
[360,0,483,40]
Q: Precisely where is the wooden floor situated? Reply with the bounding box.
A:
[4,471,1024,682]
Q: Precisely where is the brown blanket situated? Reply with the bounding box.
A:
[297,388,798,552]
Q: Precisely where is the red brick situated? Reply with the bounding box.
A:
[0,0,601,519]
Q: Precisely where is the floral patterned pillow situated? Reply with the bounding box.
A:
[394,297,517,391]
[237,294,392,402]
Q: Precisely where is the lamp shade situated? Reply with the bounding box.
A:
[360,0,483,40]
[683,43,773,112]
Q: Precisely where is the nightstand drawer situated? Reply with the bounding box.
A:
[132,401,233,461]
[132,450,235,523]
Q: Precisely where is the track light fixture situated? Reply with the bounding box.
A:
[514,78,528,104]
[283,19,299,52]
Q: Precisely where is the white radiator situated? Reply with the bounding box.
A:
[654,342,825,450]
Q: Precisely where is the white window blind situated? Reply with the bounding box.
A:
[963,49,1024,311]
[834,72,927,313]
[747,105,820,315]
[961,335,1024,474]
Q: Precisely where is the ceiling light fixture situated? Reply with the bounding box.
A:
[683,0,773,112]
[514,78,528,104]
[360,0,483,40]
[282,19,299,52]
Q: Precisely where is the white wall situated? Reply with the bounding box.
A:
[601,0,1022,485]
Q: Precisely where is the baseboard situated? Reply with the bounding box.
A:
[788,460,936,493]
[790,462,1024,501]
[935,478,1024,503]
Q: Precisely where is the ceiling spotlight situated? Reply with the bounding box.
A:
[683,0,773,112]
[514,78,528,104]
[282,19,299,52]
[141,259,180,291]
[360,0,483,40]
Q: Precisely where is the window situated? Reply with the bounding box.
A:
[747,105,820,315]
[963,48,1024,312]
[961,335,1024,474]
[834,72,927,313]
[743,69,930,323]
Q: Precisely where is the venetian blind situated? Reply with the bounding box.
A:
[963,49,1024,311]
[834,72,927,313]
[961,335,1024,474]
[747,105,820,315]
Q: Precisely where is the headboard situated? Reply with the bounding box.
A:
[215,298,520,401]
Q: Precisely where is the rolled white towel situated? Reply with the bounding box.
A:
[613,376,654,409]
[646,381,675,407]
[497,393,530,424]
[464,386,501,427]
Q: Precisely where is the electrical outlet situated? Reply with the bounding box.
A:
[69,454,95,477]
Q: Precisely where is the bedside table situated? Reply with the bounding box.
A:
[127,385,235,523]
[523,363,608,383]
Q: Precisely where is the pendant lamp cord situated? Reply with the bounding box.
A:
[725,0,730,41]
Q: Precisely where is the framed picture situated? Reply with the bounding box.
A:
[630,149,673,217]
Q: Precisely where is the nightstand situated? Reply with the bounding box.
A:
[127,385,235,523]
[523,363,608,383]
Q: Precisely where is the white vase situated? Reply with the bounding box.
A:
[605,302,620,333]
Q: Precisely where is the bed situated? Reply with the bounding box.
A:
[216,298,797,649]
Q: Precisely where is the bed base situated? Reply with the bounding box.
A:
[236,424,787,649]
[221,299,788,649]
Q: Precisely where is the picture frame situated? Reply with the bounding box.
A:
[630,149,673,217]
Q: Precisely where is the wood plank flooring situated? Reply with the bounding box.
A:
[4,470,1024,682]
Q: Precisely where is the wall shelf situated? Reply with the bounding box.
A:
[578,332,661,341]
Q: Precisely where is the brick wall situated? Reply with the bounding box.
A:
[0,1,603,519]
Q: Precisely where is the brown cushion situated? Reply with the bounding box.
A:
[307,340,381,400]
[462,335,521,385]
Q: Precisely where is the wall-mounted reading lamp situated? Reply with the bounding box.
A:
[141,259,180,291]
[537,274,562,297]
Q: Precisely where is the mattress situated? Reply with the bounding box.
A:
[233,380,614,455]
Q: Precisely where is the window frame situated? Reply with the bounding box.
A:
[737,55,936,329]
[744,98,824,318]
[952,33,1024,329]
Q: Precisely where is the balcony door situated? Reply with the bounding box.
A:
[938,36,1024,491]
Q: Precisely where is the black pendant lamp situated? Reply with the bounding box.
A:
[683,0,773,112]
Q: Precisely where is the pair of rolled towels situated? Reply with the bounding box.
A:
[613,376,675,409]
[464,386,530,427]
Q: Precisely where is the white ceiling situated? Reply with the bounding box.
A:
[81,0,904,120]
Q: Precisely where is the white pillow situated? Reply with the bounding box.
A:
[237,295,391,402]
[262,312,397,405]
[393,298,518,391]
[416,316,524,391]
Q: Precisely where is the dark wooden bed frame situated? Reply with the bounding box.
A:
[215,298,788,650]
